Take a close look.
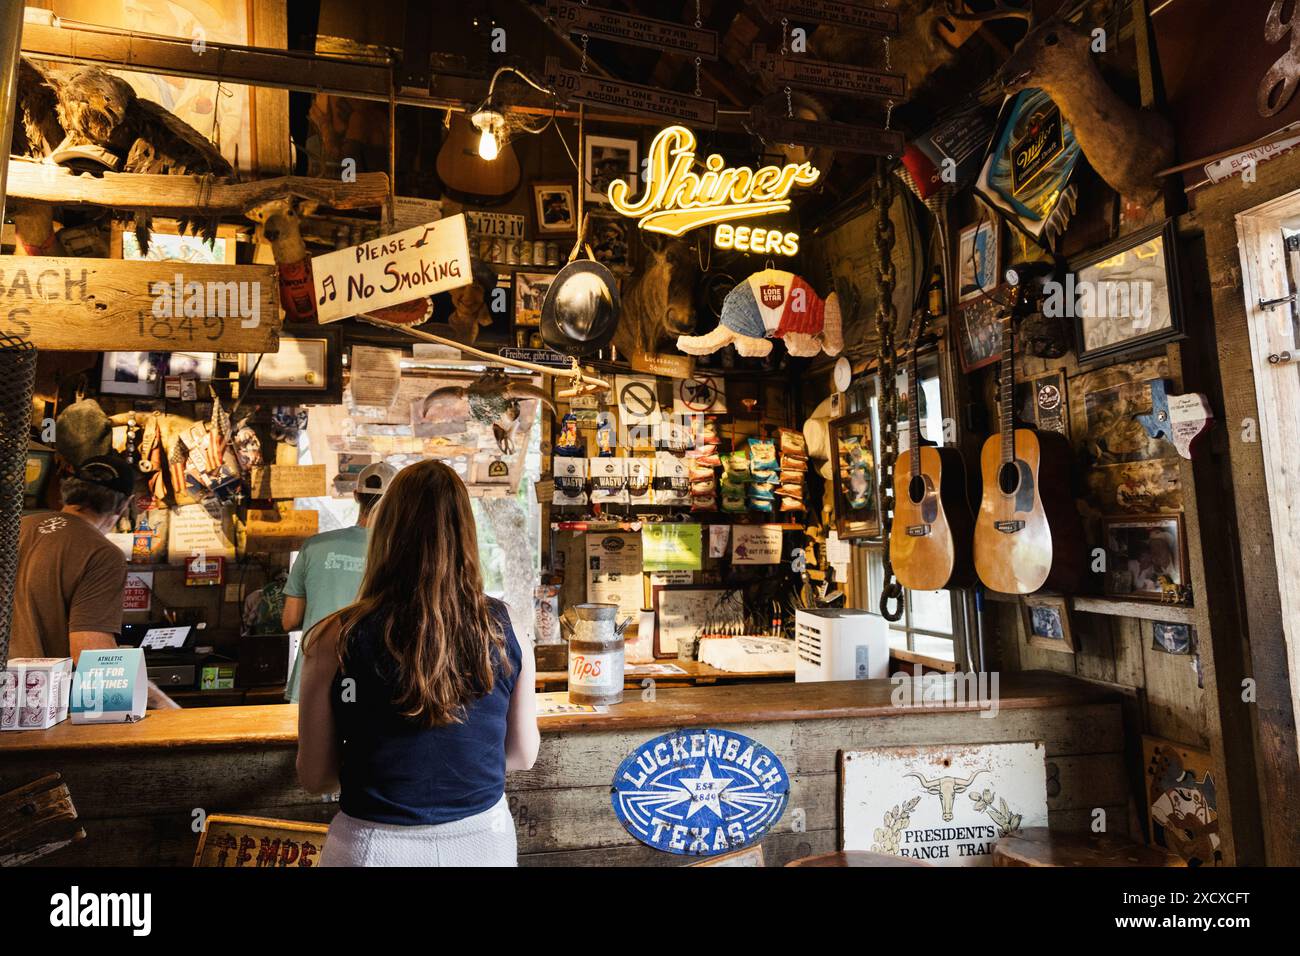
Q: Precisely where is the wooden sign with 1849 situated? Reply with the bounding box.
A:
[0,258,280,352]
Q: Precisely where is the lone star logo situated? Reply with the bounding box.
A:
[611,728,790,857]
[678,761,733,819]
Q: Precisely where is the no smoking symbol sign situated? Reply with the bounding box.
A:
[620,381,658,420]
[679,376,720,412]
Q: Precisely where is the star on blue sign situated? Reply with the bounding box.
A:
[611,728,790,856]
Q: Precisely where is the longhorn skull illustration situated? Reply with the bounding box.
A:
[905,767,990,821]
[420,368,556,455]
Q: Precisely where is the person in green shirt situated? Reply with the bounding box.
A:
[282,462,396,702]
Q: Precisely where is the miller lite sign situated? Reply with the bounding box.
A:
[611,727,790,856]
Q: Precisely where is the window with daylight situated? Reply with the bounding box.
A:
[846,353,966,666]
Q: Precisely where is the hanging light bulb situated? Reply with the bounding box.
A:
[471,107,505,162]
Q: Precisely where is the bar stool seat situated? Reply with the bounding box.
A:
[785,850,930,867]
[993,827,1186,867]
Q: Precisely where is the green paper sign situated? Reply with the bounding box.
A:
[642,523,703,572]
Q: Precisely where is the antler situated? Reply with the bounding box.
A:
[945,0,1034,24]
[904,770,941,791]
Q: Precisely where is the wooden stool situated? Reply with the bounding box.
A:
[993,827,1186,867]
[786,850,930,867]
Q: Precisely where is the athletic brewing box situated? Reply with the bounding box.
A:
[0,657,74,731]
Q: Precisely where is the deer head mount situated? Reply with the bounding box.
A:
[950,0,1173,204]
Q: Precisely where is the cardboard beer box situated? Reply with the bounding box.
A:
[0,658,74,731]
[70,648,148,724]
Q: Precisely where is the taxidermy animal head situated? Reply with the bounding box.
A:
[677,269,843,359]
[950,0,1173,204]
[246,196,318,265]
[419,369,555,454]
[613,231,699,364]
[17,57,234,246]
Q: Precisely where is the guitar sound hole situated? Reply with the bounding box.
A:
[998,461,1021,495]
[908,475,927,504]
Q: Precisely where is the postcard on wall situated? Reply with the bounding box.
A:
[167,503,235,563]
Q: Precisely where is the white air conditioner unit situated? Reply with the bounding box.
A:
[794,608,889,683]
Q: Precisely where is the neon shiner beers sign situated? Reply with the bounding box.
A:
[607,126,820,238]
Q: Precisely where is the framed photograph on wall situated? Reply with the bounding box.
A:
[829,410,881,540]
[239,327,342,406]
[100,351,164,396]
[957,215,1000,303]
[1070,219,1183,364]
[1020,594,1076,653]
[955,297,1003,373]
[532,182,577,235]
[513,271,555,328]
[1101,513,1189,602]
[584,135,638,205]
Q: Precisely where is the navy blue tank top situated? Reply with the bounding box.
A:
[330,598,522,826]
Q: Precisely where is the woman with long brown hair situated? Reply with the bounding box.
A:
[297,459,539,866]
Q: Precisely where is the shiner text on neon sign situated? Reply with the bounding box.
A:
[607,126,818,255]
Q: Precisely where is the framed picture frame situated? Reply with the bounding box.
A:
[113,220,240,264]
[829,409,881,539]
[651,585,745,660]
[955,297,1003,373]
[584,135,639,205]
[587,212,631,274]
[532,182,578,235]
[1151,620,1194,655]
[239,327,342,406]
[513,270,556,328]
[1020,594,1076,653]
[1100,513,1189,602]
[1016,368,1070,440]
[957,215,1000,303]
[1070,219,1184,364]
[99,351,164,396]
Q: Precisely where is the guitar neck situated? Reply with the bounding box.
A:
[999,312,1015,466]
[908,340,922,478]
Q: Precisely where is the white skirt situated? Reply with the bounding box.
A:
[319,795,517,867]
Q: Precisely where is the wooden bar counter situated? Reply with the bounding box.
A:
[0,671,1129,867]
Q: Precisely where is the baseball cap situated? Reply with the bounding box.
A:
[355,462,397,497]
[77,453,136,496]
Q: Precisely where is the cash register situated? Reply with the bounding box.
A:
[120,622,208,691]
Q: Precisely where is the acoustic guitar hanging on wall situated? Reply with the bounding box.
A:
[435,111,522,206]
[890,313,974,592]
[974,273,1084,595]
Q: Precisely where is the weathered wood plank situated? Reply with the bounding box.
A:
[6,159,389,215]
[0,258,281,352]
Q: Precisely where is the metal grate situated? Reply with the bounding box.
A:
[0,335,37,670]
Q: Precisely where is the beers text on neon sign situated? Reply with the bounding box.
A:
[607,125,819,238]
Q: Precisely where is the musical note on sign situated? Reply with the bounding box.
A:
[317,275,337,305]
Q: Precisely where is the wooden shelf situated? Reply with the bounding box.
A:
[984,589,1196,624]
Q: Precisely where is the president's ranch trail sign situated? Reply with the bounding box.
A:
[0,258,280,352]
[840,741,1049,866]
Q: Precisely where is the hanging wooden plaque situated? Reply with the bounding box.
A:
[748,108,905,156]
[544,57,718,127]
[763,0,899,33]
[752,44,906,100]
[545,1,718,59]
[0,258,280,352]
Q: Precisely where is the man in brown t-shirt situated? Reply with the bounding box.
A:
[13,454,177,708]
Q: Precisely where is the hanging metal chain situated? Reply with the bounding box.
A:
[579,33,589,73]
[781,16,789,55]
[694,0,703,28]
[874,164,905,622]
[694,57,703,97]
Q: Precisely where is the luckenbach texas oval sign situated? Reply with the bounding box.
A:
[611,727,790,856]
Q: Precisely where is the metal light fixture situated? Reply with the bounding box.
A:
[467,67,555,163]
[471,106,506,161]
